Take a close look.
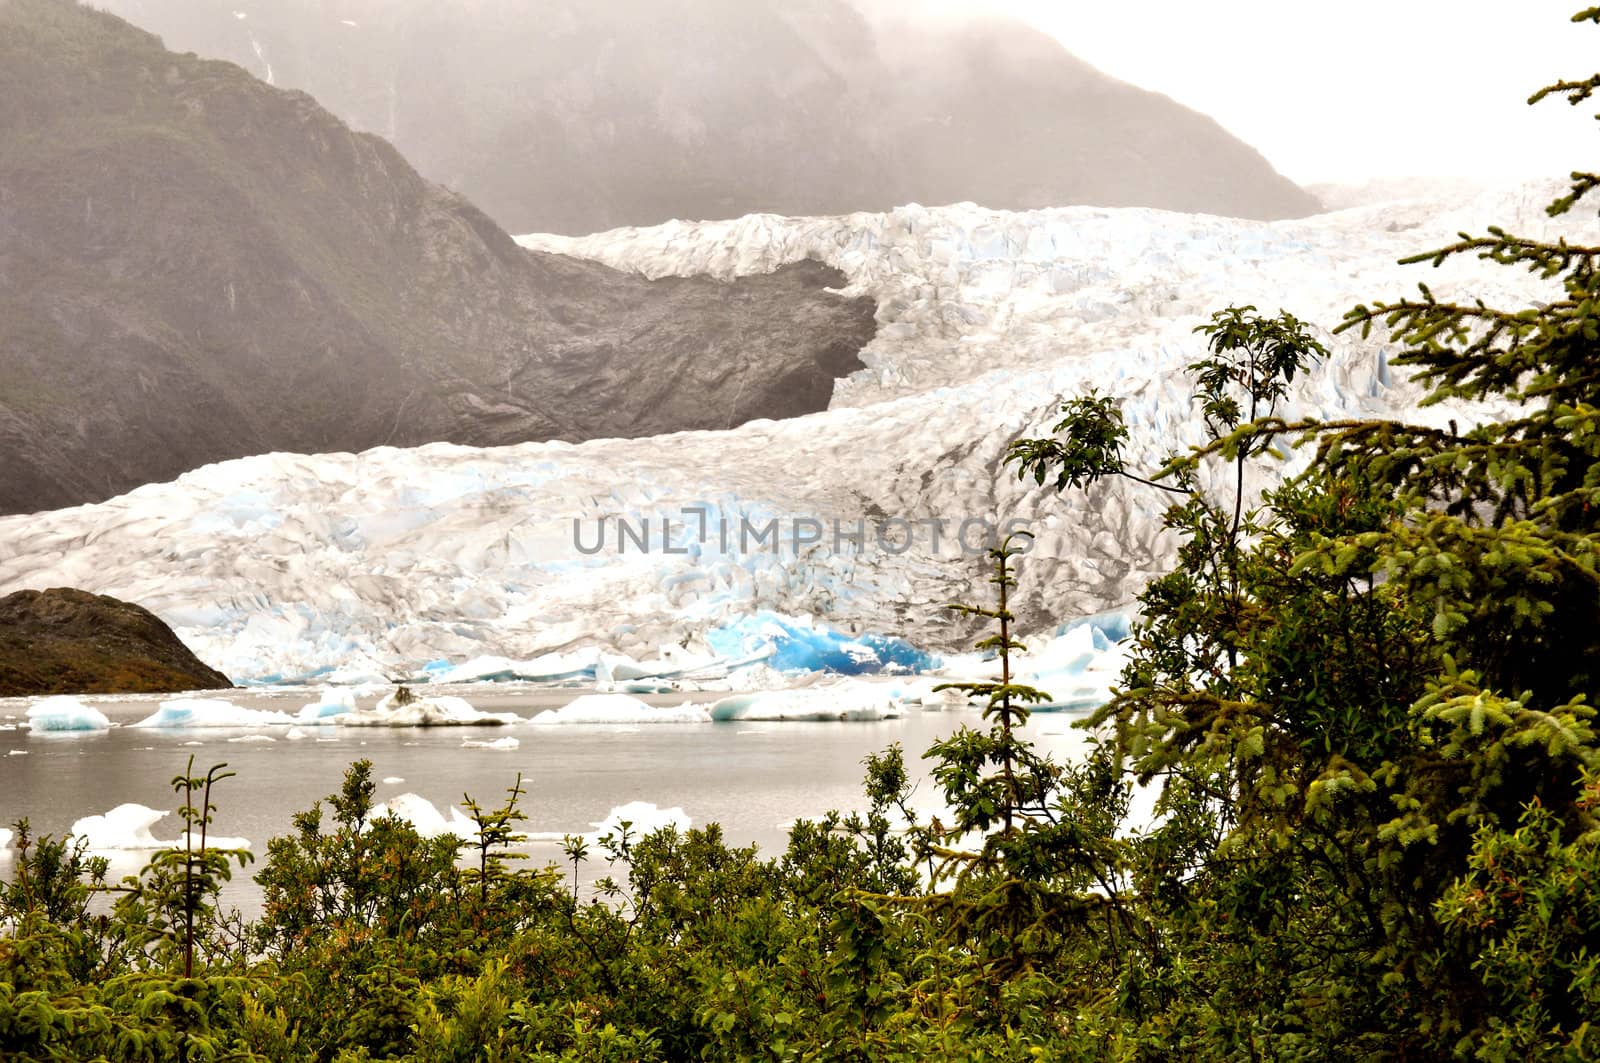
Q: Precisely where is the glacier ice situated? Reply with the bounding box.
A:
[369,793,476,840]
[530,693,712,725]
[0,183,1582,683]
[588,800,691,841]
[297,687,357,721]
[707,680,901,722]
[461,735,520,750]
[131,698,297,729]
[26,696,112,732]
[706,612,938,675]
[69,803,250,850]
[338,693,520,727]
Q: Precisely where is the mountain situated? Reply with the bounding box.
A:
[0,588,232,695]
[0,183,1571,681]
[87,0,1321,234]
[0,0,877,514]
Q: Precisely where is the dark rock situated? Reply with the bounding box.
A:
[90,0,1320,236]
[0,587,232,696]
[0,0,878,514]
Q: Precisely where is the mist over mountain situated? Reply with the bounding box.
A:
[0,0,876,515]
[88,0,1320,234]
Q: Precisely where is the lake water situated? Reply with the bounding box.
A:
[0,684,1099,911]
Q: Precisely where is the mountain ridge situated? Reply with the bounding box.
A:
[88,0,1322,234]
[0,0,878,514]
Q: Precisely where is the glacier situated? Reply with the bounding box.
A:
[0,182,1583,684]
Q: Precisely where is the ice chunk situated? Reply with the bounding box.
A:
[285,727,309,740]
[26,696,111,732]
[591,800,690,839]
[369,793,475,839]
[461,736,520,750]
[339,693,519,727]
[0,827,12,849]
[297,687,357,721]
[130,698,296,729]
[707,681,900,722]
[226,734,276,743]
[531,694,711,726]
[69,803,249,850]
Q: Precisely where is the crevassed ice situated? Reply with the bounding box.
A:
[0,184,1581,683]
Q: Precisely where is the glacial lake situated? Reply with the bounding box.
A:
[0,684,1099,912]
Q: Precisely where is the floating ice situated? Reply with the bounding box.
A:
[590,800,691,840]
[461,736,520,750]
[297,688,357,722]
[433,649,602,685]
[369,793,475,839]
[130,698,296,729]
[26,696,111,733]
[0,827,12,849]
[69,803,249,850]
[883,677,965,709]
[933,620,1132,713]
[707,680,901,722]
[339,693,519,727]
[531,694,711,726]
[227,734,276,743]
[285,727,309,740]
[382,776,404,784]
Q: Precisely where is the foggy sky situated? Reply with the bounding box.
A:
[875,0,1597,185]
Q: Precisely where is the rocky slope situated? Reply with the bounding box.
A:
[0,588,232,695]
[0,0,876,514]
[89,0,1321,234]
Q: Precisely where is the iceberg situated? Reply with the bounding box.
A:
[338,692,519,727]
[369,793,476,840]
[26,695,112,732]
[707,680,901,722]
[589,800,691,841]
[432,649,602,685]
[130,698,297,729]
[933,620,1132,713]
[461,736,520,750]
[297,687,358,722]
[530,693,711,726]
[69,803,249,850]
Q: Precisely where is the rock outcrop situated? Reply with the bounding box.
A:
[0,588,232,695]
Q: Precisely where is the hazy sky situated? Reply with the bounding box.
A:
[907,0,1597,185]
